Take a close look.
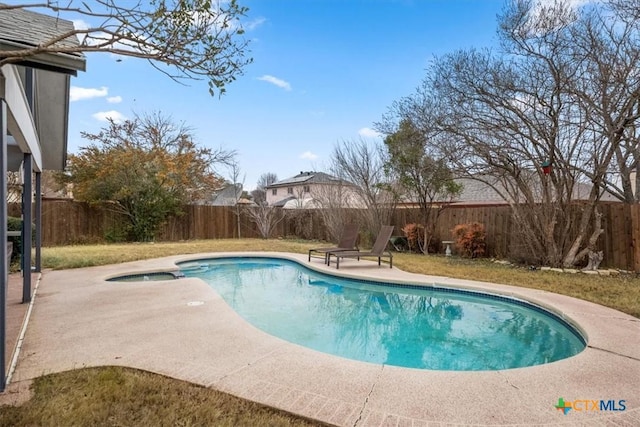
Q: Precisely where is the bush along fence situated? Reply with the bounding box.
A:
[20,199,640,271]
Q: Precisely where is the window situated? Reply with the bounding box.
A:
[287,187,293,194]
[272,189,277,195]
[303,185,310,193]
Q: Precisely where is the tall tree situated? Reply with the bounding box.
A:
[561,1,640,203]
[226,161,245,238]
[380,0,640,267]
[330,138,397,242]
[310,179,353,242]
[64,111,233,241]
[437,0,640,267]
[0,1,253,96]
[382,119,462,253]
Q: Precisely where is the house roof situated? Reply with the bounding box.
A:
[0,5,86,74]
[282,198,320,209]
[271,195,296,207]
[210,183,243,206]
[1,5,86,171]
[449,178,507,206]
[266,171,345,188]
[398,176,620,206]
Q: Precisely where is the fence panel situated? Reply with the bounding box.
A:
[29,199,639,271]
[631,204,640,272]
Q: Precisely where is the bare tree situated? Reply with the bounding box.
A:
[607,0,640,23]
[379,0,640,267]
[226,161,245,238]
[432,46,601,267]
[251,172,278,205]
[561,3,640,203]
[0,1,253,96]
[245,204,284,239]
[6,172,22,204]
[330,138,397,242]
[310,180,353,242]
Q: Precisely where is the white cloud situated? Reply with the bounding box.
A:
[107,96,123,104]
[72,20,91,44]
[300,151,318,160]
[92,110,126,123]
[358,127,380,138]
[244,17,266,31]
[72,19,89,31]
[524,0,598,34]
[257,75,292,91]
[70,86,108,102]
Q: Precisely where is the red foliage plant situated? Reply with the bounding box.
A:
[452,222,486,258]
[401,223,425,253]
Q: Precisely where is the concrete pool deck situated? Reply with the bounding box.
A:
[3,252,640,426]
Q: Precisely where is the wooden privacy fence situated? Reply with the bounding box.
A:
[33,200,332,243]
[22,199,640,271]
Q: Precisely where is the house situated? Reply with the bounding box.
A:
[1,5,85,390]
[265,171,358,208]
[208,183,242,206]
[396,176,621,208]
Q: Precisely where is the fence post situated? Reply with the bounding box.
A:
[631,204,640,273]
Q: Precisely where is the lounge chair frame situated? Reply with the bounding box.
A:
[328,225,395,269]
[308,223,359,265]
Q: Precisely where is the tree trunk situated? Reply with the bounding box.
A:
[562,207,603,268]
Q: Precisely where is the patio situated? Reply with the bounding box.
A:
[2,253,639,425]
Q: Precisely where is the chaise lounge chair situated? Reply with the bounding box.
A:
[328,225,395,269]
[308,223,359,265]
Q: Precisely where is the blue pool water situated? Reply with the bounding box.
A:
[179,257,585,370]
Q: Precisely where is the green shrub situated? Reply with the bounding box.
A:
[7,216,35,264]
[104,226,128,243]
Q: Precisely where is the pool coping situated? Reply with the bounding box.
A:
[8,252,640,426]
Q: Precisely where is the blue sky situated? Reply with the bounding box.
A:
[65,0,506,190]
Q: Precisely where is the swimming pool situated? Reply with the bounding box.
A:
[179,257,586,370]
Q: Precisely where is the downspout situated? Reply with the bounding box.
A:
[0,98,8,392]
[22,68,34,302]
[22,153,32,303]
[35,172,41,272]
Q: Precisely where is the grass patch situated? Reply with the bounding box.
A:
[40,239,316,270]
[392,253,640,318]
[0,366,324,426]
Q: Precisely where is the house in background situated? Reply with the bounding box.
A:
[208,183,241,206]
[205,183,255,206]
[265,171,358,208]
[396,176,621,208]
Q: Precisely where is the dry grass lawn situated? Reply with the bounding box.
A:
[0,366,325,427]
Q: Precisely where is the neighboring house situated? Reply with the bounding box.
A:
[205,183,255,206]
[208,183,242,206]
[448,178,511,206]
[265,171,361,208]
[397,176,620,208]
[6,170,72,202]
